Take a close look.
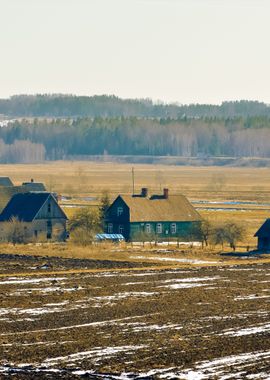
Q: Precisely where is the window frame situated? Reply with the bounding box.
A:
[117,206,123,217]
[108,223,113,233]
[156,223,162,234]
[171,223,177,234]
[145,223,151,234]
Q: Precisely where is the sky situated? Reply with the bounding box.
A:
[1,0,270,104]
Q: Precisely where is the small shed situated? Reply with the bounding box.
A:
[254,219,270,251]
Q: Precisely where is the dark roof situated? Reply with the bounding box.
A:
[0,192,65,222]
[0,177,13,187]
[22,182,46,191]
[255,219,270,237]
[118,194,201,222]
[0,186,27,212]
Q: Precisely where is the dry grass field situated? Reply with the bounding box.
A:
[1,160,270,247]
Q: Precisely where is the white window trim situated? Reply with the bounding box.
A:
[117,207,123,217]
[171,223,177,234]
[119,225,124,234]
[145,223,151,234]
[108,223,113,233]
[156,223,162,234]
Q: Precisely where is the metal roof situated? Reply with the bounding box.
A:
[95,234,124,241]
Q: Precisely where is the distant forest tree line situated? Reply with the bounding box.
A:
[2,116,270,161]
[1,94,270,118]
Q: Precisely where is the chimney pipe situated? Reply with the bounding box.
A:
[141,187,148,198]
[163,188,169,199]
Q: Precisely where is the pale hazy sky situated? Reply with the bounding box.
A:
[1,0,270,104]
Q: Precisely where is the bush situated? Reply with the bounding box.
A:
[69,207,102,245]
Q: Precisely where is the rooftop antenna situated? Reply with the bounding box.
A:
[132,167,135,195]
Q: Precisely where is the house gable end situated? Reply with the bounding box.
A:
[34,194,68,221]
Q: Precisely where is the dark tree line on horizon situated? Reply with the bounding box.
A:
[1,94,270,119]
[2,116,270,161]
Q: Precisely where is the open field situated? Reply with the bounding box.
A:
[1,161,270,200]
[1,252,270,378]
[1,161,269,247]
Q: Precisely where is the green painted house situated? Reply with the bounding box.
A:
[105,188,201,241]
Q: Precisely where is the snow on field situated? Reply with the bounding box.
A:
[168,350,270,379]
[221,322,270,337]
[42,345,147,366]
[130,255,217,264]
[0,314,152,336]
[0,277,66,285]
[234,294,270,300]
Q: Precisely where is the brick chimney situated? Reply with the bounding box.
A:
[141,187,148,197]
[163,188,169,199]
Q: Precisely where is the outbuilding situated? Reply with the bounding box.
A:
[255,219,270,251]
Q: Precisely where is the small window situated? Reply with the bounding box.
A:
[34,230,38,237]
[48,203,51,213]
[117,207,123,217]
[145,223,151,234]
[156,223,162,234]
[108,223,113,233]
[171,223,177,234]
[119,225,124,234]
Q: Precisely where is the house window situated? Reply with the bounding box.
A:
[156,223,162,234]
[119,225,124,234]
[117,207,123,217]
[47,220,52,239]
[145,223,151,234]
[171,223,177,234]
[34,230,38,238]
[48,203,51,213]
[108,223,113,233]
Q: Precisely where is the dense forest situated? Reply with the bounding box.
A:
[1,116,270,162]
[1,94,270,118]
[1,95,270,163]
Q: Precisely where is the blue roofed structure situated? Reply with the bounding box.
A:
[95,233,124,242]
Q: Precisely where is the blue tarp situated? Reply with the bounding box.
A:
[95,234,125,242]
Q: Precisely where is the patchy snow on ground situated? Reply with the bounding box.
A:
[0,277,65,285]
[221,322,270,337]
[42,345,147,367]
[130,255,217,264]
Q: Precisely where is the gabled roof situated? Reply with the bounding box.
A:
[118,194,201,222]
[255,219,270,237]
[0,177,13,187]
[0,192,67,222]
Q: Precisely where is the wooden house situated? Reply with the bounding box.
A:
[255,219,270,251]
[0,192,68,241]
[105,188,201,241]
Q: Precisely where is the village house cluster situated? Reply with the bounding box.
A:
[0,177,268,251]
